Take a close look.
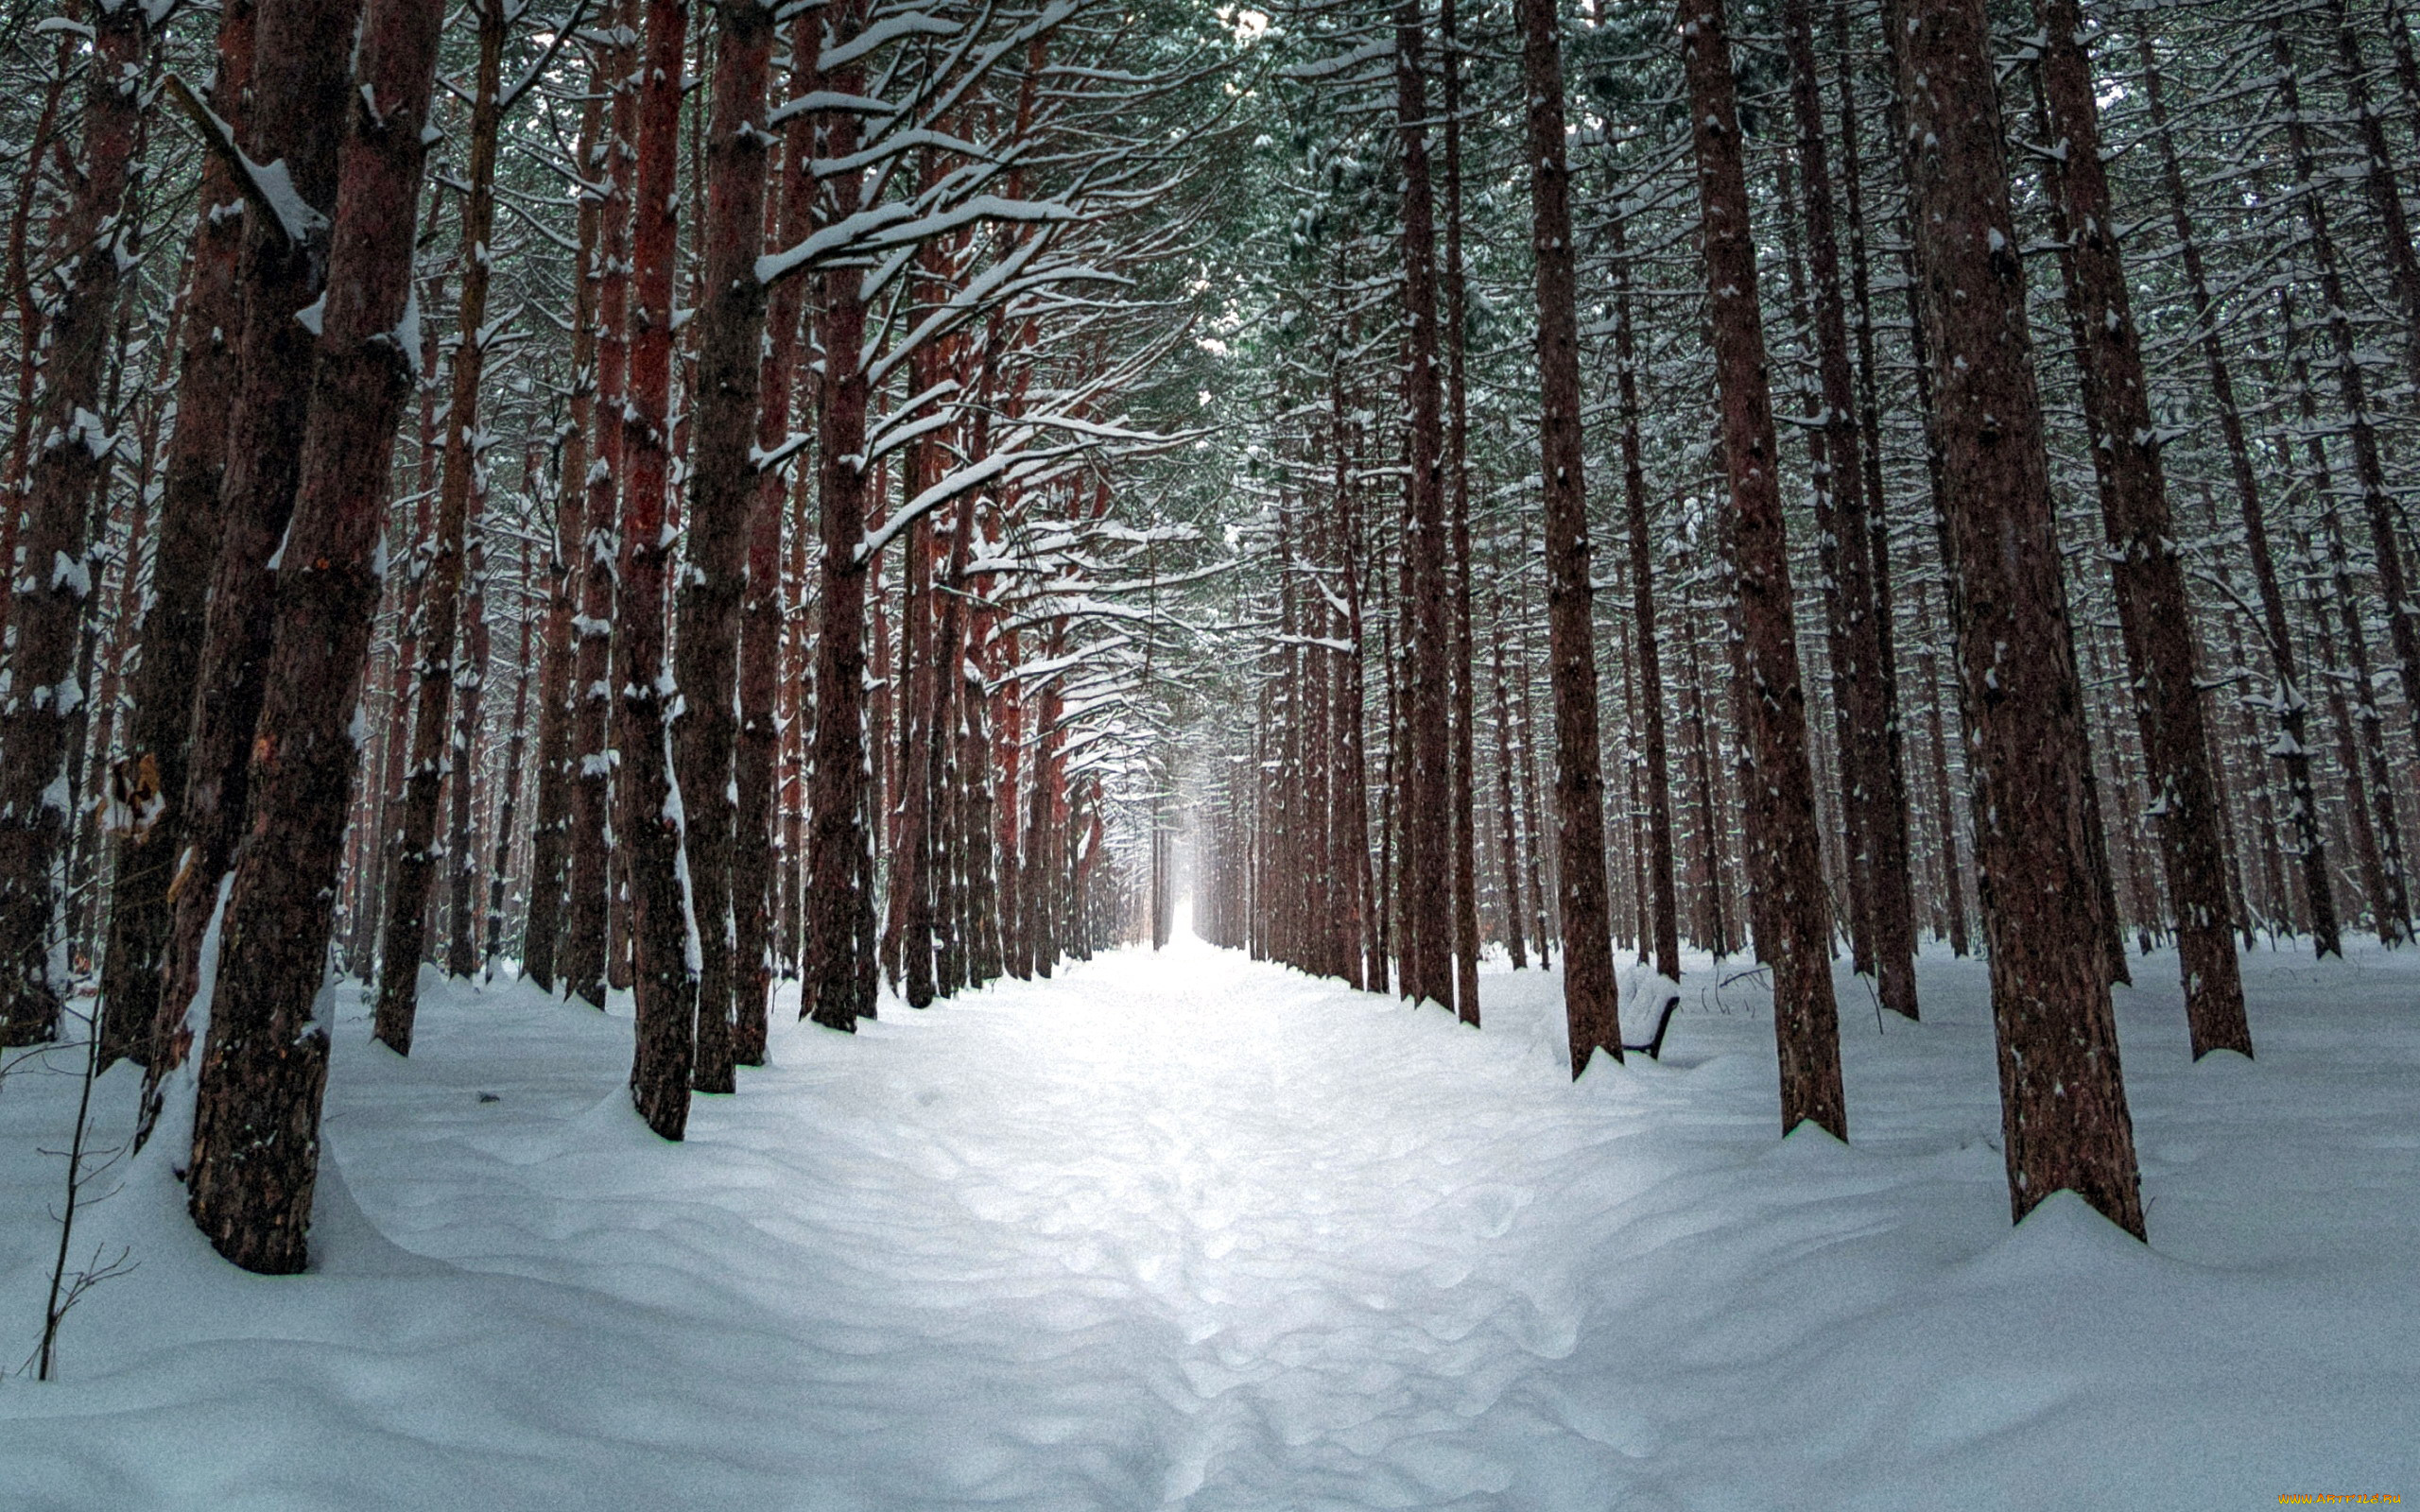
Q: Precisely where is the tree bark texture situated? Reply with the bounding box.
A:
[1885,0,2146,1236]
[2033,0,2249,1058]
[1679,0,1842,1137]
[1521,0,1621,1076]
[186,0,447,1273]
[675,0,775,1093]
[0,0,151,1045]
[615,0,698,1139]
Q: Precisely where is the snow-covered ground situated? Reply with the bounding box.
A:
[2,931,2414,1509]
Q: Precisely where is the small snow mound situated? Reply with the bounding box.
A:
[2188,1046,2256,1075]
[1758,1118,1855,1165]
[1953,1190,2154,1290]
[308,1152,449,1278]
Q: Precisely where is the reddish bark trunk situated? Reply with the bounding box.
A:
[1441,0,1479,1025]
[1392,0,1452,1016]
[1885,0,2145,1235]
[1609,215,1679,988]
[675,0,775,1094]
[485,550,533,969]
[372,0,506,1051]
[1781,0,1915,1020]
[0,0,151,1044]
[98,0,254,1064]
[562,9,639,1009]
[801,0,877,1032]
[521,85,608,995]
[614,0,697,1137]
[185,0,448,1273]
[2034,0,2249,1057]
[146,0,364,1098]
[1678,0,1842,1135]
[1517,0,1618,1074]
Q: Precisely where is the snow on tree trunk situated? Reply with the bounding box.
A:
[614,0,699,1139]
[802,0,878,1033]
[562,11,639,1011]
[520,86,608,996]
[0,0,151,1046]
[1392,0,1453,1020]
[145,0,364,1116]
[1780,0,1916,1021]
[674,0,775,1094]
[99,0,253,1067]
[1608,215,1680,989]
[373,0,509,1052]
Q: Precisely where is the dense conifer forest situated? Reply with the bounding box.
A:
[0,0,2414,1501]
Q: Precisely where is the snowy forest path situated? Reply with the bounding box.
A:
[338,936,1665,1509]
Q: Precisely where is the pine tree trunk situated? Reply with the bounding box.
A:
[562,13,639,1009]
[1441,0,1480,1023]
[614,0,698,1136]
[0,0,151,1044]
[1519,0,1619,1074]
[1487,594,1529,971]
[675,0,774,1093]
[185,0,447,1273]
[1782,0,1915,1018]
[735,14,816,1059]
[1393,0,1454,1016]
[144,0,364,1099]
[1513,614,1551,970]
[1908,569,1970,955]
[371,0,507,1050]
[519,86,605,995]
[445,524,492,974]
[1679,0,1842,1133]
[485,555,533,971]
[98,0,253,1063]
[2034,0,2249,1057]
[1610,215,1680,988]
[801,0,877,1031]
[1885,0,2145,1235]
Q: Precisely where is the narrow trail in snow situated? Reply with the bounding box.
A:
[331,936,1668,1510]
